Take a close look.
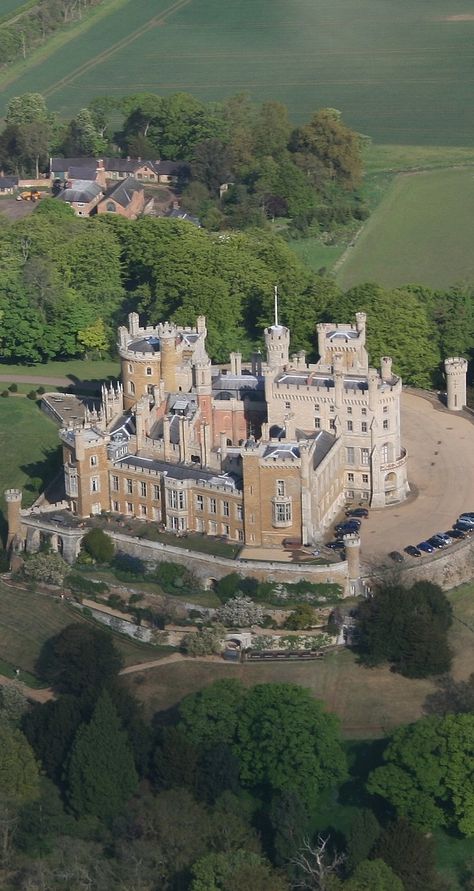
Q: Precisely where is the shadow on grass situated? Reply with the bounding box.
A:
[64,374,119,396]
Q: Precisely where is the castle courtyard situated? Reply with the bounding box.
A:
[359,391,474,561]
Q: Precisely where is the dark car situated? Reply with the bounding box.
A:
[335,519,361,533]
[448,528,466,540]
[428,536,445,549]
[418,541,435,553]
[388,550,404,563]
[404,545,421,557]
[326,540,346,550]
[454,521,473,533]
[345,508,369,519]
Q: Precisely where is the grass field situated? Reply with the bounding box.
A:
[127,583,474,738]
[0,398,61,541]
[336,168,474,289]
[1,0,474,145]
[0,580,167,676]
[0,358,119,381]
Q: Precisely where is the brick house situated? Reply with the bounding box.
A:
[97,177,145,219]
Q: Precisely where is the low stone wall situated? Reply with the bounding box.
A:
[363,537,474,591]
[108,531,349,593]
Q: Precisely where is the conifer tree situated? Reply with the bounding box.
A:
[66,690,138,820]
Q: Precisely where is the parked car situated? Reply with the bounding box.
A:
[428,536,446,549]
[418,541,435,553]
[448,528,466,540]
[335,519,361,533]
[458,514,474,527]
[326,540,345,550]
[345,508,369,519]
[432,532,453,545]
[388,550,404,563]
[454,521,474,533]
[404,545,422,557]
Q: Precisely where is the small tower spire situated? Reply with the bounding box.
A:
[274,285,279,327]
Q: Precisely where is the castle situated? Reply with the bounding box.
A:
[55,307,410,548]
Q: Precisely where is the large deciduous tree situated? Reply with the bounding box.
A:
[234,684,347,800]
[179,679,245,748]
[368,715,474,835]
[36,623,123,698]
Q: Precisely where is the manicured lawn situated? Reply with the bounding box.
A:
[0,358,119,382]
[2,0,474,146]
[128,583,474,737]
[0,580,168,678]
[0,398,61,541]
[336,168,474,290]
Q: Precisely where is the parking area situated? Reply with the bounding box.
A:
[358,391,474,562]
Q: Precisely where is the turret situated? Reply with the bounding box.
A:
[264,324,290,370]
[381,357,393,382]
[4,489,22,550]
[444,357,468,411]
[343,533,361,595]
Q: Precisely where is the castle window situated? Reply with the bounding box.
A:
[314,405,320,412]
[147,385,153,395]
[237,529,244,541]
[146,367,152,376]
[168,490,185,510]
[383,405,388,413]
[140,504,147,517]
[330,405,335,413]
[362,473,369,484]
[330,419,336,430]
[195,518,204,532]
[90,455,97,467]
[383,419,389,430]
[222,501,230,517]
[196,494,204,511]
[140,481,147,497]
[315,417,321,429]
[113,501,119,512]
[277,480,285,497]
[361,407,367,416]
[347,421,353,432]
[153,485,160,501]
[129,381,135,395]
[112,475,119,491]
[347,407,352,414]
[127,502,133,514]
[285,402,291,409]
[347,490,355,499]
[272,499,292,526]
[361,448,370,465]
[236,504,243,520]
[222,524,230,537]
[90,477,99,493]
[381,443,389,463]
[128,364,133,373]
[209,520,217,535]
[126,479,133,494]
[348,473,354,483]
[209,497,217,514]
[361,422,368,433]
[346,447,355,464]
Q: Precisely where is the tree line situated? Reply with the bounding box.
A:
[2,610,472,890]
[0,1,103,69]
[0,199,472,384]
[0,90,365,234]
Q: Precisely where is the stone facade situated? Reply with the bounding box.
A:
[13,310,411,551]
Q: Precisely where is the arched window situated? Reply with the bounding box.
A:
[106,201,116,212]
[129,381,135,395]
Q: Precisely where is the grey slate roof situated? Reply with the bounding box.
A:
[115,454,242,489]
[58,180,102,204]
[0,175,18,189]
[104,177,143,208]
[68,166,98,181]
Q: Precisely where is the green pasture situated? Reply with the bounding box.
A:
[0,357,119,382]
[0,0,30,19]
[336,167,474,289]
[2,0,474,144]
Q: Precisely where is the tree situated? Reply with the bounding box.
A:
[345,808,380,870]
[62,107,105,156]
[0,725,39,805]
[5,93,48,126]
[357,580,452,678]
[345,859,403,891]
[292,835,345,890]
[216,596,264,628]
[269,790,309,864]
[0,684,28,726]
[152,726,199,790]
[373,818,442,891]
[22,696,83,784]
[197,743,241,803]
[191,850,288,891]
[183,624,226,656]
[67,690,138,820]
[77,317,108,357]
[367,715,474,835]
[81,527,114,563]
[179,679,245,748]
[36,623,123,697]
[191,138,233,195]
[234,684,347,800]
[289,108,362,190]
[284,604,316,630]
[22,551,68,586]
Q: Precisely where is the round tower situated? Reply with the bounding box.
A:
[444,357,468,411]
[159,324,179,392]
[264,324,290,370]
[343,533,361,591]
[4,489,22,549]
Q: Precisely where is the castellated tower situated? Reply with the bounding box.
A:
[444,357,468,411]
[264,324,290,370]
[4,489,22,549]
